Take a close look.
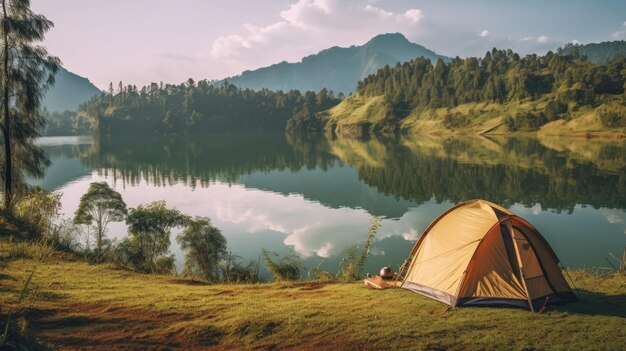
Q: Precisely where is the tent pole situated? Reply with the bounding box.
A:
[508,221,535,312]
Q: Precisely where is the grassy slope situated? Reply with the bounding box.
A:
[323,94,626,137]
[1,242,625,350]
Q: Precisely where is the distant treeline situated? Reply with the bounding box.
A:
[77,80,340,135]
[57,49,626,136]
[41,109,91,136]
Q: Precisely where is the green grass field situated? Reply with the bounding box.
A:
[1,240,625,350]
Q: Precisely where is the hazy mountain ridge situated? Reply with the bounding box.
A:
[558,40,626,64]
[223,33,450,94]
[42,67,102,112]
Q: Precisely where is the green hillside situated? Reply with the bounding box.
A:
[317,49,626,137]
[558,41,626,65]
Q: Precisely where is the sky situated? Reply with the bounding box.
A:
[31,0,626,90]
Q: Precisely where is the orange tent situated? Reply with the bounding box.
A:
[401,199,577,311]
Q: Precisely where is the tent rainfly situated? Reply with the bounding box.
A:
[401,199,577,311]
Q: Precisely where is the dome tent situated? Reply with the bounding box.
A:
[401,200,577,311]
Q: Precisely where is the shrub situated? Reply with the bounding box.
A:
[544,99,567,121]
[261,250,302,281]
[13,187,62,239]
[599,111,625,128]
[442,112,469,129]
[177,217,227,282]
[506,111,549,131]
[154,255,176,274]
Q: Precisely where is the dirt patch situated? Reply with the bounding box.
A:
[279,291,330,299]
[214,290,239,296]
[25,302,224,350]
[276,281,331,291]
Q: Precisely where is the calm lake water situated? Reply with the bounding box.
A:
[32,132,626,277]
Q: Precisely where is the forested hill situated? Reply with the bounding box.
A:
[222,33,450,95]
[78,81,340,135]
[318,49,626,136]
[558,41,626,64]
[42,67,102,112]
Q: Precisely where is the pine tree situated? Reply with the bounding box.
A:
[1,0,60,210]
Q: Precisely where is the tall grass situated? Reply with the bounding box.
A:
[337,216,381,281]
[308,216,382,282]
[261,249,302,281]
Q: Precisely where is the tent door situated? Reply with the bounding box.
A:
[504,221,536,311]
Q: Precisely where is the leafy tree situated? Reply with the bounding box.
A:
[73,182,127,255]
[1,0,60,210]
[177,217,227,282]
[123,201,189,273]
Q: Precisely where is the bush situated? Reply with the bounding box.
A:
[13,187,62,239]
[599,111,625,128]
[154,255,176,274]
[261,250,302,281]
[1,240,56,262]
[506,111,549,131]
[544,99,567,120]
[442,112,470,129]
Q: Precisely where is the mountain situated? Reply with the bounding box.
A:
[223,33,450,94]
[557,41,626,64]
[42,67,102,112]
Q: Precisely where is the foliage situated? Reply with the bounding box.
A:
[119,201,189,273]
[599,111,625,128]
[73,182,127,256]
[442,112,470,130]
[13,187,61,239]
[261,249,302,281]
[154,255,175,275]
[543,99,568,120]
[41,108,91,136]
[0,0,60,210]
[78,80,340,135]
[354,49,625,127]
[504,111,549,131]
[177,217,227,282]
[220,251,259,284]
[337,216,381,281]
[1,239,55,261]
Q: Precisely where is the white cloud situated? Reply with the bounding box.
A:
[479,30,490,37]
[612,30,626,40]
[537,35,550,43]
[623,21,626,26]
[208,0,424,76]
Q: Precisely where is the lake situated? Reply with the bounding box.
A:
[32,132,626,278]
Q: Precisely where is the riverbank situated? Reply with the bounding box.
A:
[1,240,624,350]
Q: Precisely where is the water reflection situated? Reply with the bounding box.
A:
[37,132,626,271]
